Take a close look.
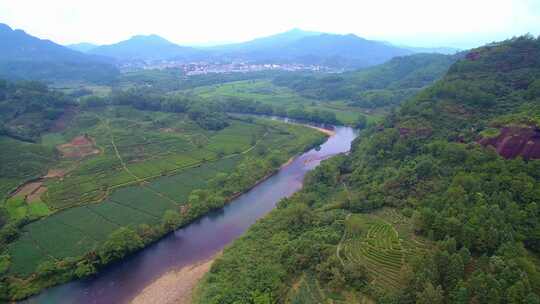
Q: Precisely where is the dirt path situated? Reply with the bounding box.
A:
[336,213,352,266]
[105,119,141,182]
[129,255,218,304]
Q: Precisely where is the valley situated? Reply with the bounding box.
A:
[22,125,357,304]
[0,8,538,304]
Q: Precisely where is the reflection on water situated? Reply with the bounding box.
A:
[25,126,357,304]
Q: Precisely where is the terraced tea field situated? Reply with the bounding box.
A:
[3,106,326,277]
[341,209,431,292]
[8,157,242,276]
[42,108,268,210]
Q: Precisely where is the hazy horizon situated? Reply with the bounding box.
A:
[1,0,539,49]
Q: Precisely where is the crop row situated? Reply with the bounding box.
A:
[7,156,243,276]
[343,217,405,291]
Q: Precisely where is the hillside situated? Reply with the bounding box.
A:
[195,36,540,303]
[89,34,202,61]
[0,80,74,141]
[0,24,118,83]
[273,52,460,107]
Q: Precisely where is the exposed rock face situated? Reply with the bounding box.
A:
[479,126,540,159]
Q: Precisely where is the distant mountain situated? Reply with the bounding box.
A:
[404,46,461,55]
[210,28,321,52]
[218,32,413,68]
[89,34,202,61]
[284,33,413,67]
[67,42,98,53]
[0,23,118,83]
[0,23,97,62]
[67,29,416,68]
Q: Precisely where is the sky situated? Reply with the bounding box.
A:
[0,0,539,49]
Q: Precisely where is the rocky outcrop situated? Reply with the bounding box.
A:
[479,126,540,159]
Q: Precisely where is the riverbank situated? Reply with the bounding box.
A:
[307,125,336,136]
[129,254,219,304]
[128,128,331,304]
[20,125,353,304]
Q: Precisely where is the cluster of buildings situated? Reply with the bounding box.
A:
[181,62,334,75]
[119,60,338,74]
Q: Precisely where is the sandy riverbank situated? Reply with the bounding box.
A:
[308,125,336,136]
[129,254,218,304]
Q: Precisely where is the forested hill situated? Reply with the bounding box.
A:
[0,23,118,83]
[0,80,74,141]
[273,52,460,107]
[195,36,540,303]
[399,36,540,150]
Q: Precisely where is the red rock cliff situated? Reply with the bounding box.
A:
[479,126,540,159]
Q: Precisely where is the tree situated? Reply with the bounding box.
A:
[355,115,368,129]
[74,260,97,278]
[162,210,182,230]
[416,283,444,304]
[0,255,10,275]
[99,227,143,264]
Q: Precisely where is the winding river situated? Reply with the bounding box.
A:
[25,125,357,304]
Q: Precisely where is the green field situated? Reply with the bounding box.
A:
[41,107,269,210]
[8,156,243,276]
[3,106,326,278]
[184,79,379,125]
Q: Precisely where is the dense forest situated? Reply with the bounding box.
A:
[195,36,540,303]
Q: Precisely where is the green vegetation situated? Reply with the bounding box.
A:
[196,36,540,304]
[273,53,459,109]
[3,28,539,303]
[0,76,326,300]
[479,127,501,138]
[184,79,370,125]
[0,136,56,202]
[341,210,431,294]
[0,80,75,141]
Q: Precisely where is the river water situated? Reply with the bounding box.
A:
[25,125,357,304]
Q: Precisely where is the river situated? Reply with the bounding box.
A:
[25,125,357,304]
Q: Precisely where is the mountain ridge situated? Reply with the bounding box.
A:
[88,34,200,61]
[0,23,118,83]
